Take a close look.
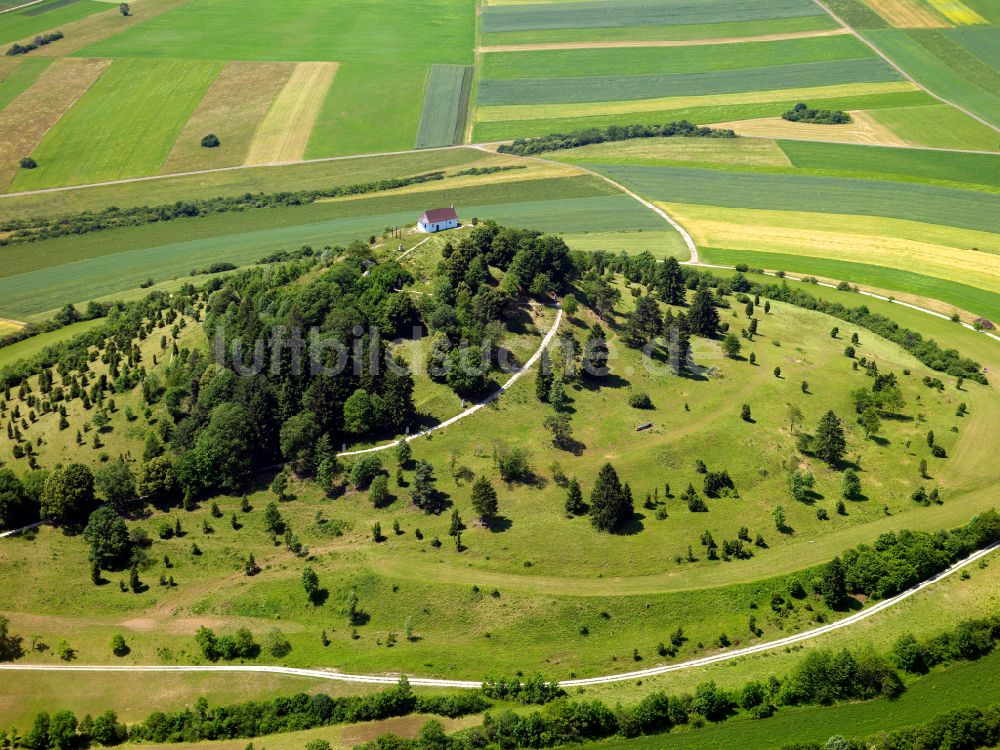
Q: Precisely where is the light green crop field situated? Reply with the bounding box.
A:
[776,139,1000,189]
[9,58,222,191]
[869,102,1000,151]
[480,35,874,79]
[700,246,1000,322]
[480,15,838,46]
[0,57,52,110]
[473,90,931,140]
[864,28,1000,129]
[77,0,475,65]
[592,163,1000,234]
[0,0,107,45]
[476,58,902,106]
[304,62,429,158]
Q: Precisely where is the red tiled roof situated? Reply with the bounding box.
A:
[419,207,458,223]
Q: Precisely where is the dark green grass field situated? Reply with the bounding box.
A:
[415,65,472,149]
[477,58,901,106]
[77,0,475,65]
[777,140,1000,190]
[595,649,1000,750]
[863,28,1000,130]
[592,164,1000,234]
[480,0,826,34]
[700,247,1000,322]
[480,35,872,79]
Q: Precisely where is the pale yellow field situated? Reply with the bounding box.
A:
[863,0,951,27]
[925,0,988,24]
[663,202,1000,293]
[708,110,910,146]
[550,136,792,167]
[0,57,111,190]
[161,61,295,173]
[475,81,918,122]
[244,61,337,166]
[0,318,25,334]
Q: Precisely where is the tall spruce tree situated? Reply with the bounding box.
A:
[688,282,720,338]
[470,475,499,525]
[535,349,553,402]
[589,463,632,532]
[584,325,609,377]
[814,410,847,466]
[656,257,686,305]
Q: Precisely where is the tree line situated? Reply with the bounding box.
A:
[0,172,450,246]
[352,611,1000,750]
[497,121,736,156]
[6,31,63,57]
[781,102,851,124]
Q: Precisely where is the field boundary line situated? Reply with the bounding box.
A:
[477,28,850,53]
[0,145,469,199]
[0,0,44,13]
[0,542,994,687]
[811,0,1000,136]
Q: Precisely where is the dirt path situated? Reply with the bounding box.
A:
[477,28,850,53]
[1,541,995,688]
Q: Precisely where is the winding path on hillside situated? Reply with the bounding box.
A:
[1,541,995,688]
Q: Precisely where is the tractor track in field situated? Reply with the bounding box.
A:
[1,541,996,688]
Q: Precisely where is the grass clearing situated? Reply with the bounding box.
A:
[0,56,109,191]
[476,57,902,105]
[0,57,52,111]
[244,62,337,166]
[161,61,295,173]
[0,0,106,45]
[10,58,221,191]
[709,109,909,145]
[475,80,918,121]
[591,163,1000,233]
[415,64,473,149]
[305,63,428,158]
[79,0,475,64]
[868,102,1000,150]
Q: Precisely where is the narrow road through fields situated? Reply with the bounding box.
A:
[1,541,995,688]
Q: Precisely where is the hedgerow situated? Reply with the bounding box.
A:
[496,121,736,156]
